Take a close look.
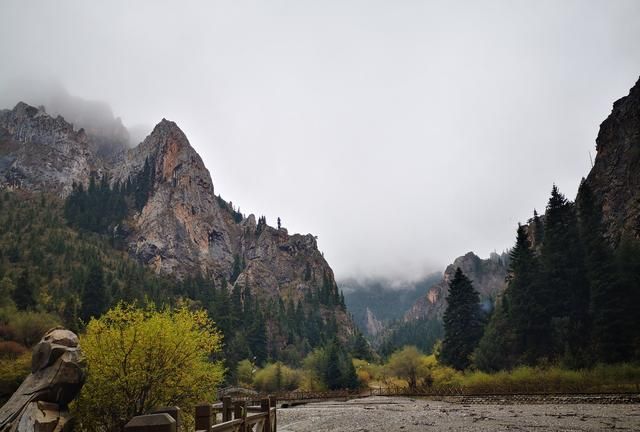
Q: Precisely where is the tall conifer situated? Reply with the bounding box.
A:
[440,268,483,370]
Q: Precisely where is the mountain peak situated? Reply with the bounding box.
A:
[0,101,91,195]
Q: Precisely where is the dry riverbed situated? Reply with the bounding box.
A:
[277,396,640,431]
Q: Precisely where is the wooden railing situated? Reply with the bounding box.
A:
[124,397,277,432]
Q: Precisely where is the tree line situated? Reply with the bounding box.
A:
[1,189,357,384]
[440,183,640,371]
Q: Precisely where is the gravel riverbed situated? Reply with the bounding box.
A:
[276,396,640,431]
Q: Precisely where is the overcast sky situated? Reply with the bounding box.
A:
[1,1,640,281]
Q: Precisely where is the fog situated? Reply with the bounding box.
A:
[1,1,640,281]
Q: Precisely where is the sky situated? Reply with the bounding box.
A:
[1,1,640,281]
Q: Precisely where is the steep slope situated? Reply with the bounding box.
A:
[582,76,640,244]
[404,251,508,322]
[111,119,346,311]
[0,102,353,345]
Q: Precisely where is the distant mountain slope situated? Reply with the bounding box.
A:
[342,273,441,336]
[403,251,509,323]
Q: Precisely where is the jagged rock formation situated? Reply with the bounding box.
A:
[365,308,384,336]
[0,81,133,159]
[0,103,93,196]
[0,102,352,338]
[582,76,640,244]
[0,328,86,432]
[110,119,344,311]
[404,252,508,322]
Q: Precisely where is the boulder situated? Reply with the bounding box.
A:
[0,328,86,432]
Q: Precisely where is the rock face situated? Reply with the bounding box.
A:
[111,118,234,277]
[0,328,86,432]
[0,102,353,338]
[582,76,640,245]
[0,103,93,196]
[365,308,385,337]
[404,252,508,322]
[111,119,345,311]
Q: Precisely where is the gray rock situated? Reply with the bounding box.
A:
[0,103,93,196]
[0,102,355,346]
[0,328,85,432]
[583,76,640,245]
[404,251,508,322]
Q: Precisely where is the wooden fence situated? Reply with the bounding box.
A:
[124,397,277,432]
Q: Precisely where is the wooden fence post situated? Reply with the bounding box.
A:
[222,396,232,422]
[124,413,176,432]
[234,401,247,432]
[269,396,277,432]
[152,407,181,431]
[260,398,271,432]
[195,404,213,431]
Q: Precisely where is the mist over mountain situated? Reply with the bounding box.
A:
[342,273,441,336]
[0,79,151,158]
[2,2,639,281]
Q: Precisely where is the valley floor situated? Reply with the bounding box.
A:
[276,395,640,431]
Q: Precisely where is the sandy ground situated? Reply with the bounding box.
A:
[276,396,640,431]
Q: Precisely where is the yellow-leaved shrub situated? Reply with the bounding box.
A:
[74,304,224,432]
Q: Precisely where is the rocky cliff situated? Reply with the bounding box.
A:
[0,102,352,338]
[365,308,385,336]
[404,251,508,322]
[582,76,640,245]
[0,103,93,196]
[110,119,344,309]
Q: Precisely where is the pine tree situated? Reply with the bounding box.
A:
[230,284,243,328]
[351,330,373,361]
[576,181,621,362]
[532,209,544,246]
[473,299,517,371]
[507,224,545,364]
[440,268,483,370]
[613,235,640,360]
[247,303,268,365]
[324,340,343,390]
[339,352,359,389]
[81,263,109,322]
[539,185,589,364]
[13,269,36,310]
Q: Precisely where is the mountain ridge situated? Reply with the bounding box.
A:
[0,101,354,349]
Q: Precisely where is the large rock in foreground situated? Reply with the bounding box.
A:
[0,328,86,432]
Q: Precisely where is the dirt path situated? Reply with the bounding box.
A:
[277,396,640,431]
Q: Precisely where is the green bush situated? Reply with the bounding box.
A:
[253,362,301,392]
[236,359,255,387]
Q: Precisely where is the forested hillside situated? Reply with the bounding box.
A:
[0,191,350,381]
[342,273,441,336]
[472,184,640,371]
